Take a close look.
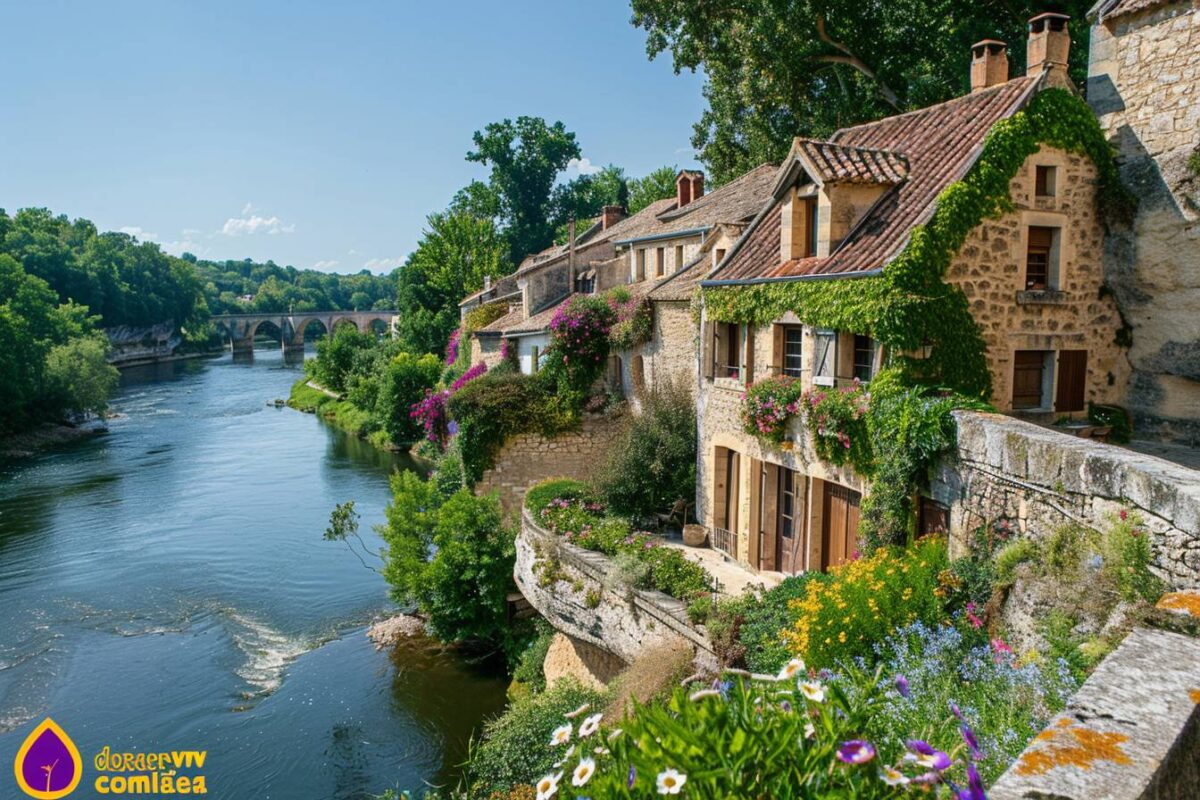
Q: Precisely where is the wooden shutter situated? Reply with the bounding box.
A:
[747,458,762,568]
[702,321,715,379]
[761,464,779,571]
[771,325,784,375]
[1012,351,1045,409]
[1055,350,1088,412]
[743,325,755,384]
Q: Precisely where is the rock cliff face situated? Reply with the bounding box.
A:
[105,321,180,364]
[1088,2,1200,441]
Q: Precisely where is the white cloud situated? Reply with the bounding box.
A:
[363,257,403,271]
[313,260,340,270]
[220,203,295,236]
[565,157,602,177]
[119,225,158,240]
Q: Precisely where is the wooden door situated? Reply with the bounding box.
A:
[778,468,805,574]
[1012,351,1045,409]
[757,462,778,572]
[821,484,861,570]
[1055,350,1087,412]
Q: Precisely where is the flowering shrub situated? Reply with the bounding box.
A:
[445,327,461,365]
[534,487,712,601]
[858,618,1077,784]
[606,288,653,351]
[1098,508,1163,602]
[802,379,872,467]
[540,665,989,799]
[545,295,616,395]
[450,360,488,392]
[784,537,951,669]
[409,389,451,449]
[740,376,804,445]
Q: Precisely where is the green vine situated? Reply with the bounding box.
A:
[708,88,1130,548]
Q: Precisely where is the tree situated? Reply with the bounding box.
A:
[375,352,443,444]
[43,336,120,417]
[550,164,630,243]
[466,116,582,263]
[630,0,1095,184]
[628,166,680,214]
[309,323,376,392]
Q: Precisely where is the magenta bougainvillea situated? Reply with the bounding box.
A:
[446,328,461,365]
[410,389,451,448]
[450,361,488,392]
[547,295,616,393]
[740,376,805,445]
[606,290,652,351]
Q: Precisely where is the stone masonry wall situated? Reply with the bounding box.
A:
[1088,2,1200,441]
[477,413,625,515]
[945,146,1128,413]
[618,300,698,411]
[932,410,1200,589]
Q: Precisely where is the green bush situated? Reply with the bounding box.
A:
[42,336,119,416]
[1044,524,1088,578]
[309,323,377,392]
[511,620,555,695]
[375,351,442,444]
[448,370,566,482]
[466,679,606,797]
[784,537,951,669]
[1098,509,1164,602]
[1088,402,1132,444]
[597,381,697,519]
[994,538,1039,587]
[524,478,593,515]
[738,574,828,674]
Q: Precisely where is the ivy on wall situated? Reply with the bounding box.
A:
[704,88,1131,548]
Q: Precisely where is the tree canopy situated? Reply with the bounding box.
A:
[630,0,1094,184]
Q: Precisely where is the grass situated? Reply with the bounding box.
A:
[287,379,378,438]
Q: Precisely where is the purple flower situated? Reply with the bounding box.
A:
[949,702,965,722]
[627,766,636,789]
[894,674,910,699]
[961,724,982,760]
[835,740,876,765]
[447,420,458,435]
[956,763,987,800]
[906,740,951,771]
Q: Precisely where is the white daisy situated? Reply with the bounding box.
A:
[798,681,826,702]
[571,758,596,787]
[777,658,806,680]
[804,721,816,740]
[535,771,562,800]
[656,768,687,795]
[550,724,572,747]
[578,712,603,738]
[593,746,610,756]
[881,767,910,786]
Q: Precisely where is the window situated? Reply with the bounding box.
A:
[779,468,797,540]
[813,330,837,386]
[1035,165,1057,197]
[636,249,646,281]
[675,244,684,271]
[782,326,803,377]
[720,322,742,379]
[1012,350,1051,409]
[715,248,727,265]
[574,274,595,294]
[655,247,665,277]
[808,199,819,257]
[1055,350,1088,412]
[852,335,876,382]
[1025,226,1059,290]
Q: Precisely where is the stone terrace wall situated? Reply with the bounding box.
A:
[477,414,625,515]
[932,411,1200,589]
[990,625,1200,800]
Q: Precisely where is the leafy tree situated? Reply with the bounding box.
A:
[466,116,582,263]
[43,337,120,416]
[628,165,680,213]
[375,352,443,444]
[308,323,377,392]
[630,0,1095,184]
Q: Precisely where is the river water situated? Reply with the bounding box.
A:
[0,349,508,799]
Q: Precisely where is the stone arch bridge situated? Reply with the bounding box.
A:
[211,310,399,353]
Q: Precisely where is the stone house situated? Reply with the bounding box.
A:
[1087,0,1200,442]
[695,16,1128,576]
[467,165,777,397]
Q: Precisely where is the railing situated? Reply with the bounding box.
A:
[711,527,737,560]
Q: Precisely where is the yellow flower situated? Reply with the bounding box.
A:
[838,631,847,643]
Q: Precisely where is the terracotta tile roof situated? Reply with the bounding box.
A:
[709,76,1041,283]
[793,139,909,185]
[474,306,525,335]
[1091,0,1177,20]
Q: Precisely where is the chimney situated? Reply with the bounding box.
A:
[676,171,693,208]
[600,205,626,230]
[690,173,704,202]
[970,40,1009,92]
[1026,12,1071,80]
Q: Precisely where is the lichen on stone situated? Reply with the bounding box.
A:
[1156,591,1200,618]
[1014,718,1133,776]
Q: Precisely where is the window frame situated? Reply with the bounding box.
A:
[1035,165,1057,198]
[781,325,804,378]
[1025,225,1060,291]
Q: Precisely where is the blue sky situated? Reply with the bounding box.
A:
[0,1,705,273]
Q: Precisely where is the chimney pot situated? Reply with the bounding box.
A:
[970,40,1009,92]
[1026,12,1071,80]
[691,173,704,201]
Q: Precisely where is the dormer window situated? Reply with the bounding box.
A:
[1035,165,1056,197]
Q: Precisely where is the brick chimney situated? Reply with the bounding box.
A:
[1026,13,1071,81]
[970,40,1009,92]
[676,170,705,208]
[600,205,626,230]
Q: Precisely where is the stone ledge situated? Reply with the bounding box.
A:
[989,627,1200,800]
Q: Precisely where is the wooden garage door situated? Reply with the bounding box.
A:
[822,484,861,570]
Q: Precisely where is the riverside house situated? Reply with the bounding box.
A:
[466,166,776,402]
[695,15,1129,576]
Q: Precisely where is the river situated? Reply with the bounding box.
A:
[0,349,508,799]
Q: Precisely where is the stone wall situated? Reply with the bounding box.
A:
[617,300,698,411]
[945,145,1128,413]
[542,632,626,691]
[477,413,625,515]
[1088,1,1200,441]
[989,625,1200,800]
[932,410,1200,589]
[514,511,714,668]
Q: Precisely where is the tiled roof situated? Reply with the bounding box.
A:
[709,76,1041,283]
[1090,0,1178,20]
[793,139,909,185]
[630,163,777,236]
[474,306,524,335]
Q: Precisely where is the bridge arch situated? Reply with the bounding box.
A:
[330,317,359,333]
[364,317,391,337]
[294,317,329,341]
[248,318,284,342]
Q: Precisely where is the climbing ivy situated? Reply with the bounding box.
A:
[704,88,1131,548]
